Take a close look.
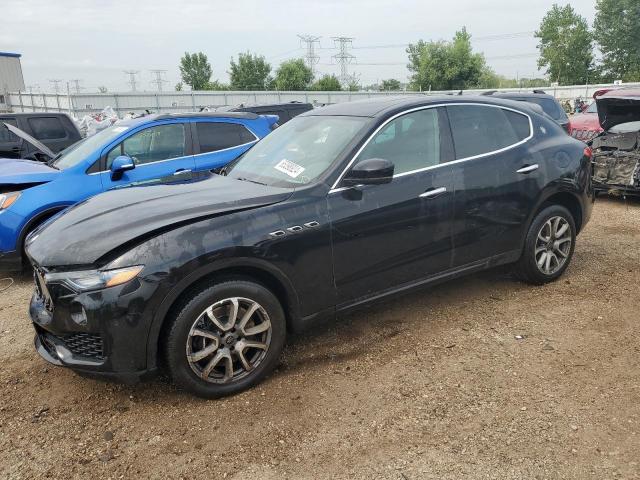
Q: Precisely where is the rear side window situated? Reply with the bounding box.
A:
[196,122,256,153]
[447,105,530,160]
[0,118,18,142]
[27,117,67,140]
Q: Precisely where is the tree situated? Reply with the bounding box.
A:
[535,4,594,85]
[380,79,401,91]
[347,79,361,91]
[179,52,212,90]
[594,0,640,81]
[174,82,183,91]
[97,86,108,93]
[312,74,342,91]
[207,80,229,91]
[407,28,486,91]
[229,52,272,90]
[273,59,313,90]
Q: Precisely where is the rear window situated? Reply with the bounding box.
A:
[27,117,67,140]
[196,122,256,153]
[0,118,18,142]
[447,105,530,160]
[512,97,566,121]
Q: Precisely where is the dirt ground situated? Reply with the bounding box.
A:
[0,197,639,480]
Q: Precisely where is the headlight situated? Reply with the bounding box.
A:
[0,192,21,210]
[44,265,144,292]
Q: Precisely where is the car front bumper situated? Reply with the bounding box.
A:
[28,276,160,383]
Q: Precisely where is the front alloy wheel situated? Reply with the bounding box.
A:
[186,297,272,384]
[164,280,286,398]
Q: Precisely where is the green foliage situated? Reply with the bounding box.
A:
[207,80,229,91]
[179,52,213,91]
[312,74,342,91]
[535,4,594,85]
[380,79,401,91]
[229,52,272,90]
[174,82,183,91]
[97,86,108,93]
[594,0,640,81]
[274,59,313,90]
[478,69,550,89]
[407,28,486,91]
[347,79,361,91]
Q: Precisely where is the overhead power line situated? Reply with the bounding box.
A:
[149,69,168,92]
[298,34,321,76]
[332,37,356,86]
[123,70,139,92]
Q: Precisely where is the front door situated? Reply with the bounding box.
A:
[100,122,195,189]
[328,107,456,306]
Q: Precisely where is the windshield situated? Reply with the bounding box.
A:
[586,102,598,113]
[526,97,567,121]
[226,115,369,188]
[53,124,130,170]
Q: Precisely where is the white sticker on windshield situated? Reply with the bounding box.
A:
[274,159,305,178]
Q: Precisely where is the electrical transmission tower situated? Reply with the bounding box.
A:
[48,79,62,94]
[69,79,83,94]
[123,70,140,92]
[297,34,321,76]
[332,37,356,87]
[149,70,168,92]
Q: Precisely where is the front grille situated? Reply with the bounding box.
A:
[58,333,104,359]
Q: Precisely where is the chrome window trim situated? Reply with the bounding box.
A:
[328,102,533,194]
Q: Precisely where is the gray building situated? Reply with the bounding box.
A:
[0,52,25,111]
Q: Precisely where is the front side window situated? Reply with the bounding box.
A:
[27,117,67,140]
[226,115,369,188]
[107,123,186,168]
[0,118,18,142]
[358,108,441,175]
[447,105,530,160]
[196,122,255,154]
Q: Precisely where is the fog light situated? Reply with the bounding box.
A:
[70,304,88,326]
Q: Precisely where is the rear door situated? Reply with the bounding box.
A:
[192,121,259,171]
[99,122,195,189]
[444,103,540,267]
[328,107,456,305]
[0,116,22,158]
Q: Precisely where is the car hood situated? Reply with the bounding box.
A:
[26,174,293,267]
[0,157,60,185]
[596,95,640,130]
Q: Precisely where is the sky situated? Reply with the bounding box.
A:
[2,0,598,93]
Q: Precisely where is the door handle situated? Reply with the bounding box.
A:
[173,169,192,176]
[516,164,539,174]
[419,186,447,199]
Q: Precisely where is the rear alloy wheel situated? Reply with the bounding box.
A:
[164,280,286,398]
[514,205,576,285]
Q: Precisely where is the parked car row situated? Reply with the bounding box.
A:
[1,94,595,398]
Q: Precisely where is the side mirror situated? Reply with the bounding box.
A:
[343,158,394,186]
[110,155,135,181]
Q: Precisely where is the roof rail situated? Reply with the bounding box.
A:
[481,90,497,96]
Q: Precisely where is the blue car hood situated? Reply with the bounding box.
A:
[0,158,60,184]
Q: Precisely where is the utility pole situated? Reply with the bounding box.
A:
[48,79,63,94]
[69,79,83,94]
[149,70,168,92]
[332,37,356,87]
[297,34,321,76]
[123,70,139,92]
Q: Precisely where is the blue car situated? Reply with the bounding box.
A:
[0,112,277,270]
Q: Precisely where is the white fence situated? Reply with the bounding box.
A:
[6,82,640,116]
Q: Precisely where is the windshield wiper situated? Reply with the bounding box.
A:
[46,152,63,168]
[235,177,267,186]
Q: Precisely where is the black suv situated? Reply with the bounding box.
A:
[208,101,313,125]
[0,113,81,161]
[484,91,570,133]
[26,96,593,398]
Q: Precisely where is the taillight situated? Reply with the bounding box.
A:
[583,146,593,159]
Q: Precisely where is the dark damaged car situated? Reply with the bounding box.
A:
[25,96,593,398]
[591,89,640,196]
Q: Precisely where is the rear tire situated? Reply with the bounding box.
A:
[514,205,576,285]
[163,279,286,398]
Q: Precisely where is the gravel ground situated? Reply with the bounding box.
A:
[0,197,639,480]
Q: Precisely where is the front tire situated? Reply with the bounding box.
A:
[514,205,576,285]
[163,279,286,398]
